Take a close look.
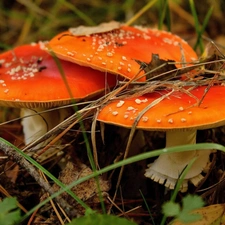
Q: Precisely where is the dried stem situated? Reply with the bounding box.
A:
[0,139,79,219]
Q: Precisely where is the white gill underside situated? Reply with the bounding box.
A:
[145,130,211,192]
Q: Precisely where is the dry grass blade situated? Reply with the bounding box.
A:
[0,184,28,213]
[91,108,100,169]
[0,140,79,218]
[111,90,175,204]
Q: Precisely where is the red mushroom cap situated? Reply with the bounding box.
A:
[47,24,197,81]
[97,86,225,130]
[0,43,117,108]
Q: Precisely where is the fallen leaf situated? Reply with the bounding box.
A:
[172,204,225,225]
[69,21,121,36]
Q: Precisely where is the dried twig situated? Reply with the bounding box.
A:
[0,139,79,219]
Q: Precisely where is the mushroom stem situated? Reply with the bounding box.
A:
[145,130,211,192]
[21,108,71,150]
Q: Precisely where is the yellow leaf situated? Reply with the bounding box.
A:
[172,204,225,225]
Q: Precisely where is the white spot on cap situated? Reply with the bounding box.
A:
[107,52,113,57]
[135,99,142,104]
[124,114,129,119]
[67,51,74,56]
[188,111,192,115]
[163,38,172,44]
[179,106,184,111]
[168,118,173,124]
[5,62,12,68]
[112,111,118,116]
[127,106,135,111]
[142,116,148,122]
[122,56,127,61]
[173,41,179,46]
[156,119,161,123]
[116,100,125,107]
[181,118,186,122]
[142,98,148,103]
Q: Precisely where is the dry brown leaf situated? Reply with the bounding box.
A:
[52,160,110,214]
[69,21,121,36]
[172,204,225,225]
[4,161,19,184]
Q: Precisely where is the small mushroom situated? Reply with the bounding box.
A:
[47,23,197,81]
[0,42,117,149]
[97,86,225,191]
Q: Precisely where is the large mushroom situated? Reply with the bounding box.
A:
[97,85,225,191]
[0,42,117,149]
[47,22,197,81]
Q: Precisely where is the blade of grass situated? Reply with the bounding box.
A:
[49,50,106,214]
[0,138,91,212]
[189,0,213,53]
[125,0,157,25]
[194,6,213,52]
[160,157,198,225]
[158,0,171,30]
[14,141,225,222]
[58,0,95,25]
[139,189,155,225]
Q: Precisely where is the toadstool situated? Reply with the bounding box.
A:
[47,22,197,81]
[0,42,117,148]
[97,85,225,191]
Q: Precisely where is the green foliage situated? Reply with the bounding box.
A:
[162,195,205,224]
[189,0,213,53]
[0,197,21,225]
[68,213,137,225]
[157,0,171,30]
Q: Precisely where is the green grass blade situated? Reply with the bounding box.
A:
[158,0,171,30]
[49,51,106,213]
[125,0,157,25]
[189,0,213,53]
[194,6,213,52]
[139,189,155,225]
[19,142,225,222]
[160,157,198,225]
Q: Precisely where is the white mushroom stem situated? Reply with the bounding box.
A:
[145,130,211,192]
[21,108,71,150]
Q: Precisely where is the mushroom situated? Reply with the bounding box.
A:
[0,42,117,149]
[47,23,197,81]
[97,85,225,191]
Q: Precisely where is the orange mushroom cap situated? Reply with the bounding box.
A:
[0,43,117,108]
[97,86,225,130]
[47,24,197,81]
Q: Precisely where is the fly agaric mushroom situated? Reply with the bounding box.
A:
[0,42,117,148]
[97,85,225,191]
[47,22,197,81]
